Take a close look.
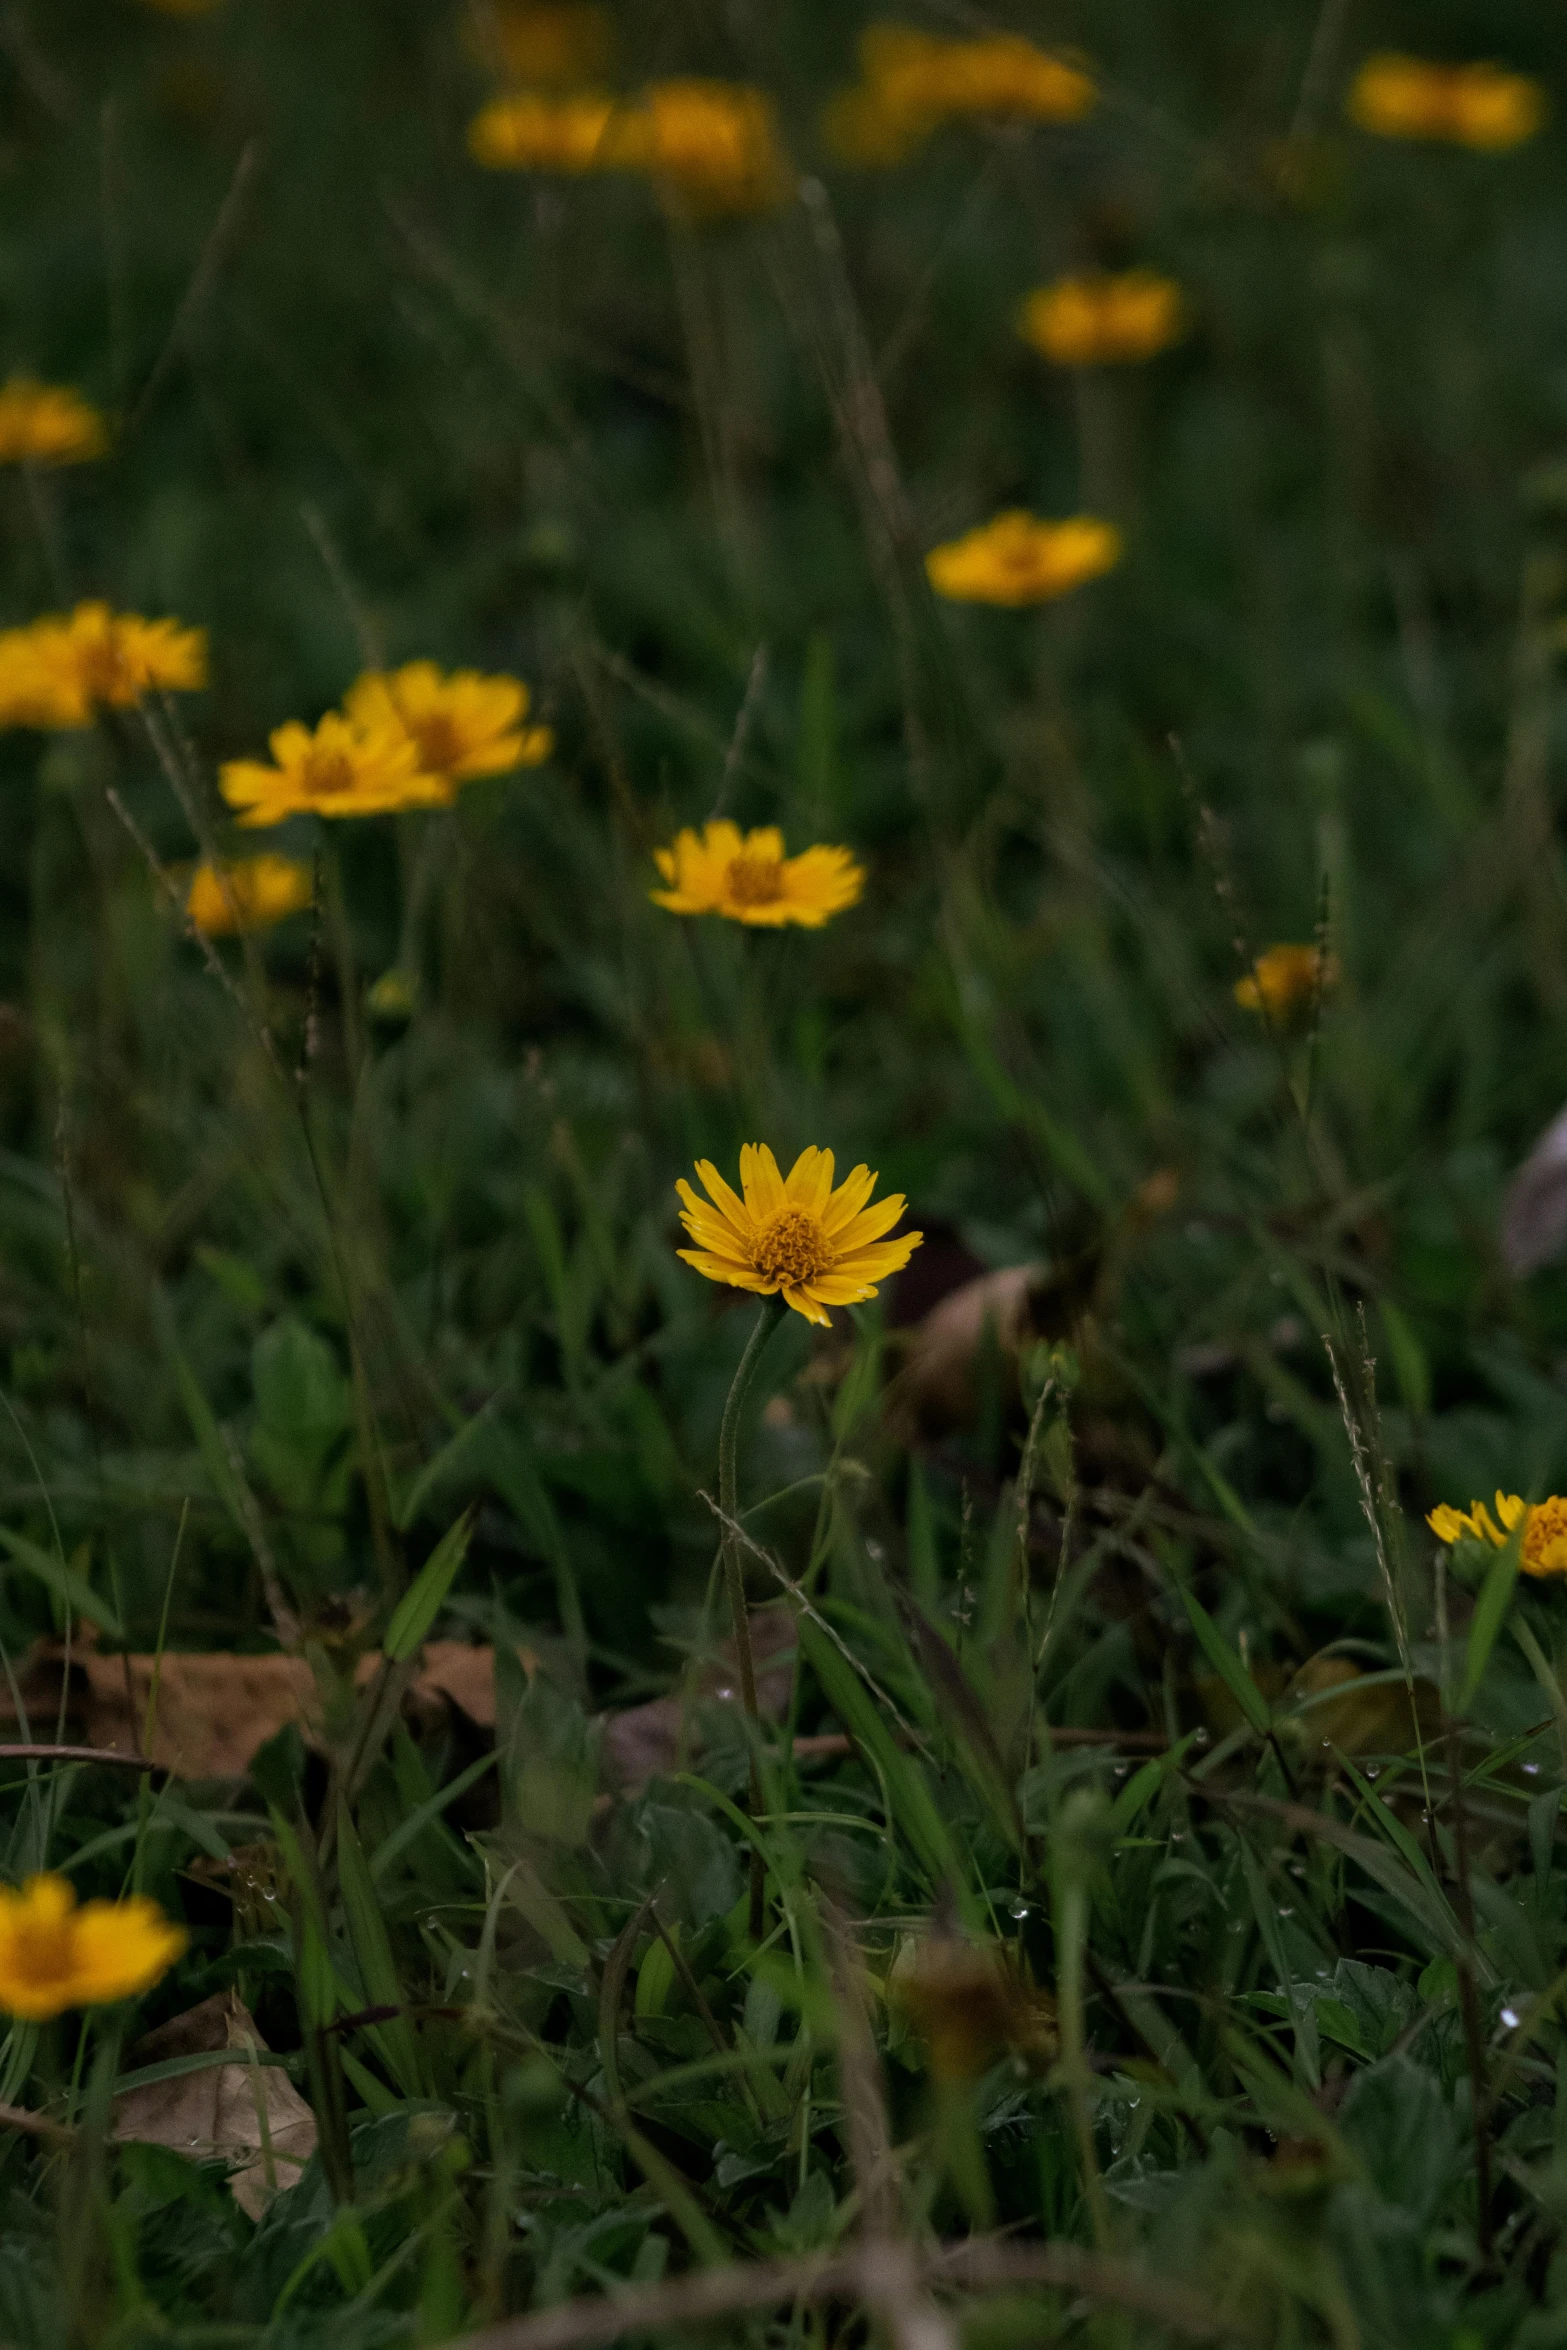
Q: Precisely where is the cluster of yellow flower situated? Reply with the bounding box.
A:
[0,601,206,731]
[469,78,790,215]
[218,661,552,828]
[1349,54,1545,150]
[824,25,1097,167]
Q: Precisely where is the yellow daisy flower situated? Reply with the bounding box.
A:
[468,89,620,172]
[219,712,448,828]
[1348,55,1545,150]
[677,1143,922,1326]
[185,855,314,936]
[925,511,1121,607]
[825,26,1095,166]
[1428,1493,1567,1578]
[650,820,864,928]
[0,379,106,466]
[1019,272,1185,368]
[1234,943,1340,1020]
[623,79,791,215]
[0,1874,185,2022]
[0,602,207,730]
[344,661,552,785]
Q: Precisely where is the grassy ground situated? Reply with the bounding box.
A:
[7,1,1567,2343]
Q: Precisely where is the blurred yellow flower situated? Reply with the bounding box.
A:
[0,379,106,466]
[677,1143,922,1326]
[1233,943,1339,1020]
[345,662,553,785]
[925,511,1121,607]
[1348,55,1546,150]
[186,855,314,936]
[623,80,791,215]
[0,1874,185,2021]
[1429,1493,1567,1577]
[1019,272,1185,368]
[483,1,612,85]
[220,712,447,827]
[894,1936,1057,2080]
[0,602,206,729]
[826,25,1096,166]
[651,820,864,928]
[468,89,619,171]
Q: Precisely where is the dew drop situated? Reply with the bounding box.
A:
[1365,1765,1380,1780]
[1523,1762,1541,1777]
[1008,1899,1030,1921]
[1501,2007,1520,2029]
[1279,1906,1294,1918]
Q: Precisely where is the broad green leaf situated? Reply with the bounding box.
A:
[1176,1583,1271,1736]
[336,1799,424,2098]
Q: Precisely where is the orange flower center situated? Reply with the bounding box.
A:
[77,633,131,699]
[409,713,463,771]
[725,852,785,906]
[753,1208,830,1286]
[300,748,356,799]
[1524,1498,1567,1575]
[11,1911,72,1991]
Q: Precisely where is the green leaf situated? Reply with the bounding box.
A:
[1176,1583,1271,1736]
[383,1509,474,1662]
[1462,1529,1521,1709]
[0,1526,122,1638]
[336,1799,424,2098]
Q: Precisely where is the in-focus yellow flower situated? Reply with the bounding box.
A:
[0,379,106,466]
[1019,272,1185,368]
[677,1144,922,1326]
[483,1,612,85]
[650,820,864,928]
[622,79,791,215]
[186,855,314,937]
[0,1874,185,2021]
[1348,55,1546,150]
[825,26,1096,165]
[926,511,1121,607]
[0,602,206,729]
[468,89,620,171]
[1428,1493,1567,1578]
[220,712,447,828]
[344,661,552,785]
[1233,943,1340,1020]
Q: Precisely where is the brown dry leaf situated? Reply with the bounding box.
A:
[891,1264,1040,1441]
[112,1991,317,2220]
[1280,1652,1442,1757]
[0,1637,529,1777]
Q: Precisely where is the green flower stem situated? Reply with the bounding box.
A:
[717,1293,784,1938]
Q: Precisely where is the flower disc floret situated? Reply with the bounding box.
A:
[676,1143,922,1326]
[651,821,865,928]
[0,1874,185,2021]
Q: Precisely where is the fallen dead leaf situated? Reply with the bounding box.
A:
[112,1990,317,2220]
[0,1637,528,1778]
[600,1604,796,1795]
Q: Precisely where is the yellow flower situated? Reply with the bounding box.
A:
[1233,943,1340,1020]
[0,602,206,729]
[219,712,448,828]
[483,1,612,85]
[622,80,791,215]
[1348,55,1546,150]
[0,379,106,466]
[825,26,1096,165]
[925,511,1121,607]
[677,1144,922,1326]
[186,855,314,936]
[894,1936,1057,2080]
[1428,1493,1567,1578]
[0,1874,185,2021]
[1019,272,1185,368]
[467,89,619,171]
[650,820,864,928]
[344,661,552,785]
